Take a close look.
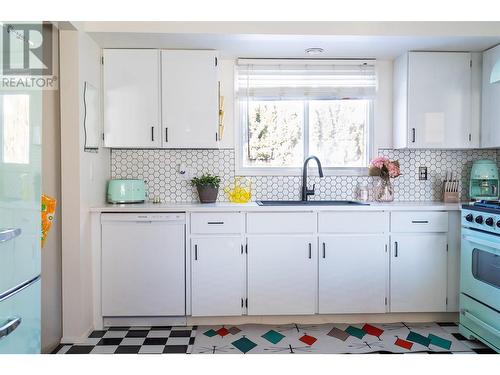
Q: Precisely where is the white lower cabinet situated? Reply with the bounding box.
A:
[319,235,388,314]
[247,236,316,315]
[191,237,245,316]
[390,233,448,312]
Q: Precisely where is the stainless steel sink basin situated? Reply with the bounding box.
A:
[256,200,369,206]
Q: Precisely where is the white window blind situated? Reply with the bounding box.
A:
[237,59,377,100]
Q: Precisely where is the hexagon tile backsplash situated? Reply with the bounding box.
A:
[110,148,498,203]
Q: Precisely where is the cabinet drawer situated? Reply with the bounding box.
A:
[391,211,448,233]
[191,213,243,234]
[247,212,316,234]
[319,211,388,233]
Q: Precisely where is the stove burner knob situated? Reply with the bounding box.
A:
[465,214,474,222]
[497,220,500,228]
[475,215,484,224]
[485,217,494,226]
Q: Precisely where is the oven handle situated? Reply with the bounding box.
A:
[462,235,500,254]
[462,309,500,338]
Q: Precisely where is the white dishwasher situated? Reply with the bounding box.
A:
[101,213,186,316]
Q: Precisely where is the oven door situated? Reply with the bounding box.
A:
[461,227,500,311]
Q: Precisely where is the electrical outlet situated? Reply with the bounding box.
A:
[178,163,191,181]
[419,167,428,180]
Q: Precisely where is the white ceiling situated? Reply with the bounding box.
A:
[82,22,500,59]
[88,32,500,59]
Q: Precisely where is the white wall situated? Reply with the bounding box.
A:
[41,26,62,353]
[60,30,109,343]
[374,60,393,151]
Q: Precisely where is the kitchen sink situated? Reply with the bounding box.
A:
[255,200,369,206]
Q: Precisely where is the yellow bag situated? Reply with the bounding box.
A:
[41,194,56,248]
[224,177,252,203]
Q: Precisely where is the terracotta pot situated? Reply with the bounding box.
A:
[196,185,219,203]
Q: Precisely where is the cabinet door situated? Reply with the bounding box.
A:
[481,44,500,148]
[161,50,219,148]
[191,237,245,316]
[319,235,387,314]
[390,233,447,312]
[408,52,472,149]
[103,49,160,148]
[247,236,316,315]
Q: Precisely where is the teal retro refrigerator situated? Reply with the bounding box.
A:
[0,89,42,353]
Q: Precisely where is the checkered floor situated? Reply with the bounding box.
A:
[52,326,197,354]
[51,322,496,354]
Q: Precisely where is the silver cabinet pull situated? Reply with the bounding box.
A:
[0,317,22,339]
[308,243,312,259]
[394,241,398,257]
[322,242,326,258]
[194,244,198,260]
[0,228,21,243]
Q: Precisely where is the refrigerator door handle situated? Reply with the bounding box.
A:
[0,317,22,339]
[0,275,41,303]
[0,228,22,243]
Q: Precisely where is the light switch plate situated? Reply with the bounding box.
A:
[419,167,428,180]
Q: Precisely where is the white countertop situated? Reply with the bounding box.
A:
[91,201,462,213]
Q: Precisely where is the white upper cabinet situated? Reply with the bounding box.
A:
[161,50,220,148]
[481,44,500,148]
[103,49,220,148]
[103,49,161,148]
[393,52,479,149]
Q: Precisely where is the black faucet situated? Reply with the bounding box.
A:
[301,156,324,201]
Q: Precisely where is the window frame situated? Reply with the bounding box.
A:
[235,94,374,177]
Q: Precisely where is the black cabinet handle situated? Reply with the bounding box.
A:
[207,221,224,225]
[411,220,429,224]
[308,243,312,259]
[194,244,198,260]
[411,128,416,143]
[322,242,326,258]
[394,242,398,257]
[151,126,154,142]
[165,127,168,143]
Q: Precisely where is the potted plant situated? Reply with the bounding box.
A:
[368,156,401,202]
[191,174,221,203]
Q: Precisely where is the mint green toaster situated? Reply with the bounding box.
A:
[107,179,146,203]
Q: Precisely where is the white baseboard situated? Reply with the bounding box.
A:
[103,316,188,327]
[60,326,94,344]
[187,312,459,326]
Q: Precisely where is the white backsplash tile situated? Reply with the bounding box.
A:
[111,148,498,203]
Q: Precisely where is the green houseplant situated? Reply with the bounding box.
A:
[191,174,221,203]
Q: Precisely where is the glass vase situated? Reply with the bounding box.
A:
[374,178,394,202]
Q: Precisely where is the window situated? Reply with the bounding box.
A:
[1,94,30,164]
[237,60,376,175]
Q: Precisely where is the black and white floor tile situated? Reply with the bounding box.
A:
[52,326,197,354]
[52,322,496,354]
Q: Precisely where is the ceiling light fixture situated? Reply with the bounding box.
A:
[305,47,324,56]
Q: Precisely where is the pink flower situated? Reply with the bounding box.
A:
[386,161,400,178]
[370,156,389,169]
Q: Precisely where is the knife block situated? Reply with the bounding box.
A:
[443,191,460,203]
